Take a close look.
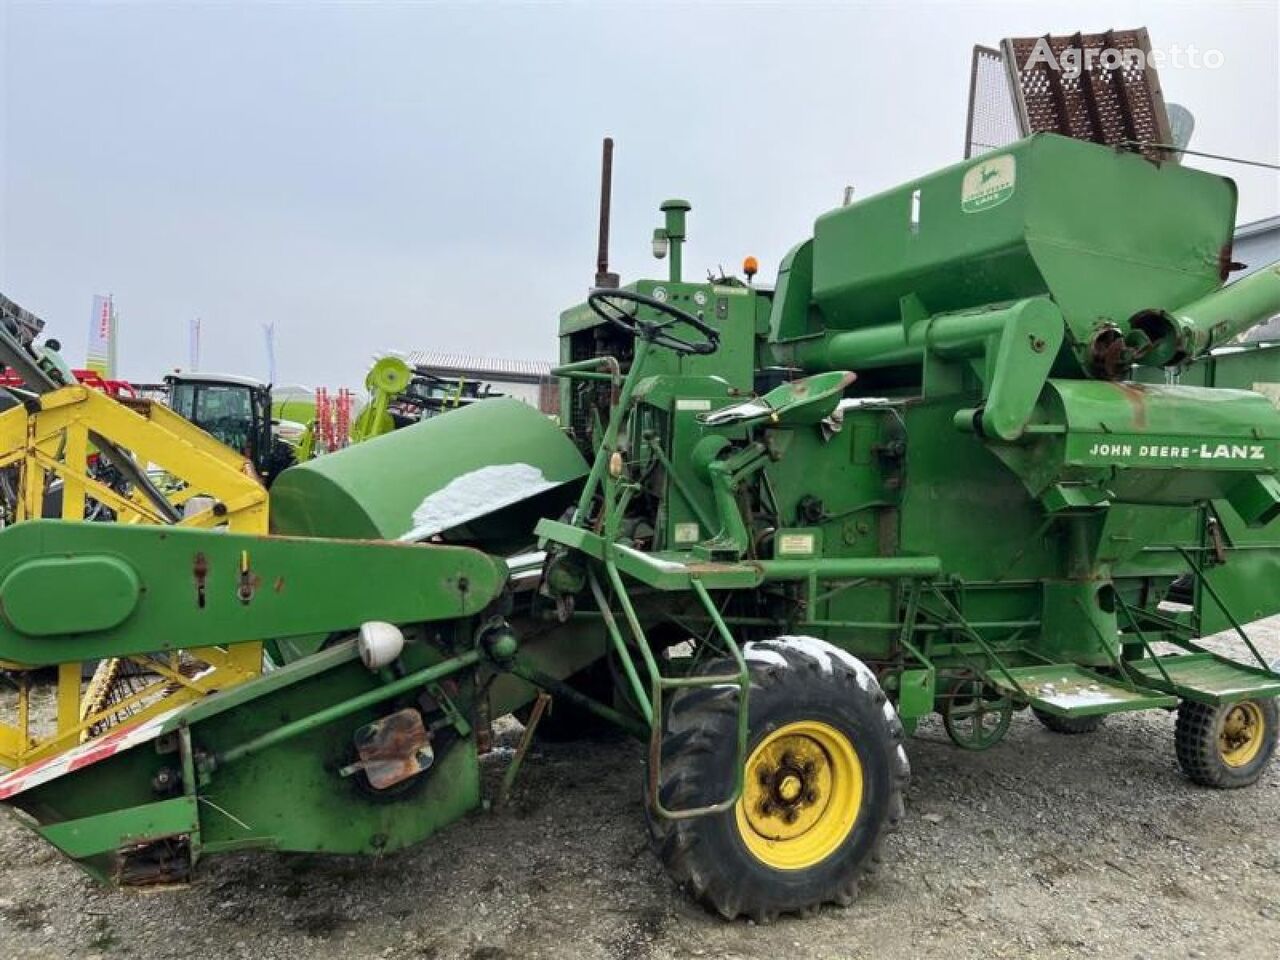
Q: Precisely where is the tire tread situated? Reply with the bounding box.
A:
[648,637,908,920]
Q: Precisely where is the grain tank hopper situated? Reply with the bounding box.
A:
[0,130,1279,921]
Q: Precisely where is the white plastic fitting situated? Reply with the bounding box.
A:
[357,621,405,670]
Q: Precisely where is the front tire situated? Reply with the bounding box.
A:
[648,636,908,921]
[1175,698,1278,788]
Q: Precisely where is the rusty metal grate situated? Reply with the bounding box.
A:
[965,29,1175,163]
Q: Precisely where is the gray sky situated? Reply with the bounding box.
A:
[2,1,1277,390]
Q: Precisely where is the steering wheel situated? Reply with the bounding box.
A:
[587,288,720,356]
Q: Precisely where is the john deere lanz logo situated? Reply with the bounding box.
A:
[961,155,1016,213]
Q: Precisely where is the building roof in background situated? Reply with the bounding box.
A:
[1236,215,1280,240]
[1234,217,1280,343]
[272,383,316,399]
[407,351,554,381]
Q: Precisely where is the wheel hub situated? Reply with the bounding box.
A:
[1219,701,1266,768]
[735,721,863,870]
[750,748,822,829]
[776,772,803,803]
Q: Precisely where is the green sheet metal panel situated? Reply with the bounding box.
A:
[0,522,508,664]
[985,663,1177,717]
[1200,341,1280,398]
[1055,381,1280,469]
[1127,653,1280,705]
[900,397,1056,584]
[1189,342,1280,632]
[39,796,199,860]
[810,134,1235,346]
[9,641,485,875]
[0,555,140,636]
[989,380,1280,510]
[270,397,588,550]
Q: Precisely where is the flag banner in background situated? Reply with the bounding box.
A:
[189,317,201,371]
[86,294,113,376]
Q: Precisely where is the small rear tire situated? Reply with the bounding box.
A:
[647,636,909,921]
[1175,698,1278,788]
[1032,709,1106,735]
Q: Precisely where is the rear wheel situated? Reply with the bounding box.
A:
[1032,709,1106,735]
[1175,698,1278,788]
[648,636,908,921]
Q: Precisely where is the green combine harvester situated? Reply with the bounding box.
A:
[2,127,1280,920]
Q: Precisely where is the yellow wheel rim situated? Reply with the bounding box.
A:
[734,721,863,870]
[1219,701,1267,768]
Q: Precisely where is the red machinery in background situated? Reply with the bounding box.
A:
[0,367,136,399]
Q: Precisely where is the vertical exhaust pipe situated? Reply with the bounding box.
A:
[594,137,619,289]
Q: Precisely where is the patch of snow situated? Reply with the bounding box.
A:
[768,635,879,690]
[834,397,897,411]
[1035,681,1127,710]
[743,644,789,668]
[701,400,771,425]
[400,463,558,542]
[616,545,688,573]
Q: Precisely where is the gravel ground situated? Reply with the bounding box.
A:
[2,624,1278,960]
